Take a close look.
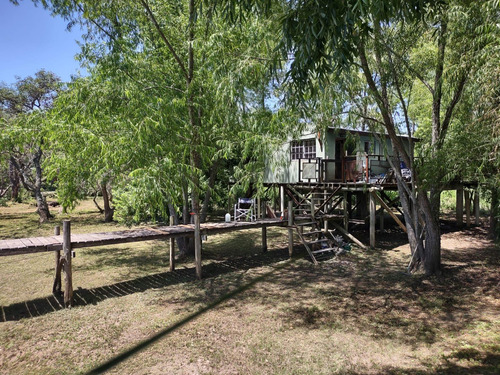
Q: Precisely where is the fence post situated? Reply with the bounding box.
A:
[63,220,73,307]
[169,216,175,272]
[52,226,61,294]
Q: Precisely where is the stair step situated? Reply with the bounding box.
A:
[307,238,330,245]
[312,247,337,255]
[296,222,317,226]
[301,230,323,236]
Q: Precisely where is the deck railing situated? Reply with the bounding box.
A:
[297,154,391,183]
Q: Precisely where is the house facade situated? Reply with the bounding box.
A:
[264,127,415,185]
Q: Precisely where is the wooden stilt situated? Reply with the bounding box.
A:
[194,214,202,279]
[370,191,376,248]
[465,190,471,228]
[323,218,329,234]
[262,225,267,253]
[52,226,61,294]
[456,186,464,227]
[379,209,384,231]
[343,191,349,231]
[62,220,73,307]
[169,216,175,272]
[474,190,480,225]
[288,201,294,257]
[257,197,261,219]
[372,192,407,233]
[280,186,285,217]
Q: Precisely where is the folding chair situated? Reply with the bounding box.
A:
[234,198,256,222]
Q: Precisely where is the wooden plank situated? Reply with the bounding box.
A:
[330,222,367,250]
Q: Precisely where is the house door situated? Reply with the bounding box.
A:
[334,139,345,180]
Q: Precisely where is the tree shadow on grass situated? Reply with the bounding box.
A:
[0,247,291,322]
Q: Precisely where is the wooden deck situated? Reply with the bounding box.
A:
[0,219,286,256]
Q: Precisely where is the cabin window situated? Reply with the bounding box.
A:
[364,141,370,154]
[291,139,316,160]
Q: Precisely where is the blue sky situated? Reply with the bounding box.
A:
[0,1,84,85]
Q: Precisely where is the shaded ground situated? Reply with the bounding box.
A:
[0,202,498,374]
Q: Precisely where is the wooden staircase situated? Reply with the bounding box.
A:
[291,188,344,264]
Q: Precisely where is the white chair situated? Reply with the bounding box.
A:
[234,198,256,222]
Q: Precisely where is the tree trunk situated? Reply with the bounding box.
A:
[34,188,51,223]
[101,183,114,222]
[9,160,20,202]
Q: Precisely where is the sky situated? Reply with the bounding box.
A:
[0,1,84,85]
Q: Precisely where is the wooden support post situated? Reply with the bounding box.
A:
[456,186,464,227]
[257,197,261,219]
[169,216,175,272]
[372,192,407,233]
[323,218,329,234]
[52,226,61,294]
[262,225,267,253]
[288,201,294,257]
[465,190,471,228]
[194,214,202,280]
[370,191,376,248]
[343,191,349,231]
[280,185,285,217]
[62,220,73,307]
[474,190,480,225]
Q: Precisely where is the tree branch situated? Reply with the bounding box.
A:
[140,0,189,81]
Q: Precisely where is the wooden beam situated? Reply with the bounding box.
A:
[288,201,294,257]
[194,214,202,279]
[169,216,175,272]
[280,185,285,216]
[343,191,349,231]
[456,186,464,226]
[330,222,367,250]
[370,191,376,248]
[474,190,480,226]
[262,226,267,253]
[372,191,407,233]
[63,220,73,307]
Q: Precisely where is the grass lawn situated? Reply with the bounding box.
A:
[0,200,498,374]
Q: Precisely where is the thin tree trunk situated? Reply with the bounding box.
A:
[101,183,114,222]
[9,159,20,201]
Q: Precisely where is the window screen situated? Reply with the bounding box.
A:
[291,139,316,160]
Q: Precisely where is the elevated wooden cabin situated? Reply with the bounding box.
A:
[264,127,416,185]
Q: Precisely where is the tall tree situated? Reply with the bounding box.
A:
[0,70,61,222]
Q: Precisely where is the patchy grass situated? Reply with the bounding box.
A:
[0,200,498,374]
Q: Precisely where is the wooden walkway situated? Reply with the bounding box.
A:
[0,219,285,256]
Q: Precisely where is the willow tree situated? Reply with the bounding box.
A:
[30,1,278,253]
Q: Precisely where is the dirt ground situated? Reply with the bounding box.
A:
[0,203,498,374]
